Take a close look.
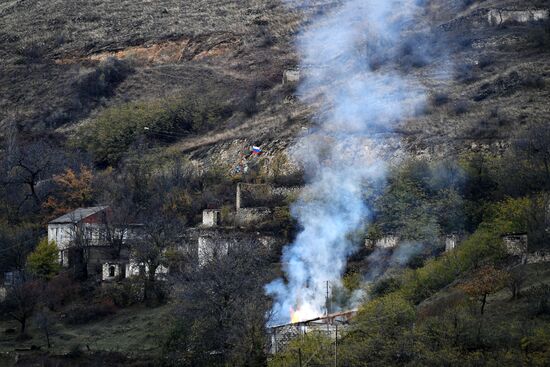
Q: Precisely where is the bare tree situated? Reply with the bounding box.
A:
[63,217,96,280]
[165,240,273,366]
[5,280,41,337]
[95,162,150,258]
[5,140,63,210]
[132,217,182,299]
[507,266,528,300]
[35,308,56,348]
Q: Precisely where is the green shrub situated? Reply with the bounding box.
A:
[400,225,506,304]
[77,91,233,166]
[371,277,402,298]
[26,238,60,280]
[76,58,134,99]
[98,278,144,308]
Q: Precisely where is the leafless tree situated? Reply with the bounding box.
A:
[2,139,64,212]
[132,217,182,297]
[165,240,274,366]
[35,308,56,348]
[64,219,95,280]
[507,266,528,300]
[5,279,41,337]
[0,227,37,274]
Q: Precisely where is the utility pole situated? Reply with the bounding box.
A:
[334,324,338,367]
[298,348,303,367]
[326,281,330,316]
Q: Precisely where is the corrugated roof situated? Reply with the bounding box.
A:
[49,206,109,224]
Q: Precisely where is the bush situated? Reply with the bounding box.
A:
[399,225,507,304]
[453,100,470,115]
[98,279,144,308]
[460,0,476,10]
[455,63,478,83]
[525,284,550,316]
[432,92,450,106]
[16,40,48,64]
[478,55,495,69]
[527,19,550,49]
[521,75,545,89]
[77,91,234,166]
[371,277,402,298]
[26,238,60,280]
[76,57,134,100]
[144,280,169,306]
[397,32,432,70]
[64,300,117,325]
[44,272,80,311]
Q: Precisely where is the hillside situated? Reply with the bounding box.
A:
[0,0,549,167]
[1,0,550,366]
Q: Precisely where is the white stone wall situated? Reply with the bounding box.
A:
[47,223,107,250]
[202,209,221,227]
[102,263,123,281]
[48,223,73,250]
[526,250,550,264]
[198,236,231,266]
[282,69,300,85]
[125,260,169,279]
[488,9,549,26]
[368,236,400,249]
[445,234,459,252]
[502,234,528,256]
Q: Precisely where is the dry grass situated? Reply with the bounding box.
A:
[0,302,173,356]
[0,0,549,163]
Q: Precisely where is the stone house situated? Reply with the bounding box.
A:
[47,206,142,281]
[268,310,357,354]
[502,233,528,257]
[186,182,296,266]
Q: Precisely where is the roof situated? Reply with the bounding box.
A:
[269,309,358,329]
[49,206,109,224]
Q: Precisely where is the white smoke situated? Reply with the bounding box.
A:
[266,0,434,324]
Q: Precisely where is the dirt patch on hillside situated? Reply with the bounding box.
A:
[55,35,240,66]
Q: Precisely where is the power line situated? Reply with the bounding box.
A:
[142,127,191,139]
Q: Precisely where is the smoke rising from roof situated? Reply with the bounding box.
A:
[266,0,436,324]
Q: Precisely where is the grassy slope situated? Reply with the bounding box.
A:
[1,0,547,160]
[418,262,550,334]
[0,303,173,360]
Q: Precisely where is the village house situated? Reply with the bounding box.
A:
[47,206,143,281]
[268,310,357,354]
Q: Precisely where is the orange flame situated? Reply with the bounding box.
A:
[290,306,302,323]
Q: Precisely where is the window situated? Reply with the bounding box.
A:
[109,265,116,277]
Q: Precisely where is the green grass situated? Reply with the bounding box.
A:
[0,302,174,357]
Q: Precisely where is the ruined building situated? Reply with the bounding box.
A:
[186,183,299,265]
[268,310,357,355]
[47,206,146,281]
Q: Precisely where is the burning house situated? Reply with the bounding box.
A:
[268,309,357,354]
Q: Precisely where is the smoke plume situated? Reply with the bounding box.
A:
[266,0,435,324]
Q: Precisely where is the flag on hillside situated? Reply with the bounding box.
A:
[251,146,262,155]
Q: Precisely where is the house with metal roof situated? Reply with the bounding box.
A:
[47,206,141,281]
